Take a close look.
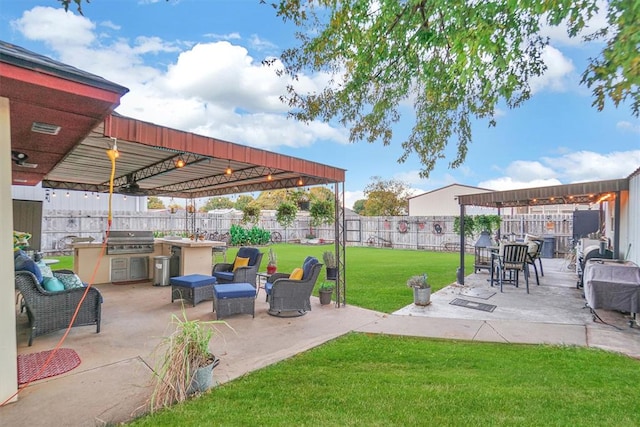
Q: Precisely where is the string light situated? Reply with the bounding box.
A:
[84,192,88,199]
[175,156,185,168]
[267,173,272,181]
[96,193,100,200]
[52,191,56,198]
[65,191,70,197]
[297,178,303,186]
[225,161,232,175]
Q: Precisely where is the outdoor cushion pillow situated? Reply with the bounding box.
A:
[42,276,65,292]
[15,254,44,284]
[36,260,54,279]
[55,272,85,289]
[289,268,304,280]
[233,256,250,272]
[302,257,319,280]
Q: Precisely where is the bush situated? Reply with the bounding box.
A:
[229,224,271,246]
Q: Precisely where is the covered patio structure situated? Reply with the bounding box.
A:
[1,41,346,405]
[455,178,632,285]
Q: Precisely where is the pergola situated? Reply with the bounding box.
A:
[455,178,630,285]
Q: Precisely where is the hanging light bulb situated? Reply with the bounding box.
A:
[175,156,185,168]
[65,191,70,197]
[267,173,273,181]
[123,195,127,200]
[225,160,232,175]
[96,193,100,199]
[84,192,88,199]
[297,178,303,186]
[52,190,57,197]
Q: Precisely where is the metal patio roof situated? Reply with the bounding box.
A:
[457,178,630,208]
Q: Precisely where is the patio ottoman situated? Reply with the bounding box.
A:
[213,283,256,320]
[171,274,217,307]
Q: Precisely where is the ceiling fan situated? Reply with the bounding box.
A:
[119,173,146,196]
[12,150,38,168]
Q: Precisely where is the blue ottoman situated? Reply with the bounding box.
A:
[213,283,256,320]
[171,274,217,307]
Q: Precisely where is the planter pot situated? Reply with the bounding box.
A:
[319,289,333,305]
[187,355,219,395]
[413,287,431,306]
[266,265,277,275]
[326,267,338,280]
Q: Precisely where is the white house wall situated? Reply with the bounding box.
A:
[408,185,497,216]
[623,172,639,265]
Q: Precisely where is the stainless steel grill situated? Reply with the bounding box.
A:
[106,231,155,255]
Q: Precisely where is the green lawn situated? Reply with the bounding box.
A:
[52,245,640,426]
[130,333,640,426]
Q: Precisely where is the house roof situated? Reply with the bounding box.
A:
[2,40,345,198]
[457,178,630,208]
[408,183,494,200]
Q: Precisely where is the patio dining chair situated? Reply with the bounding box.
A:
[525,238,544,286]
[493,243,530,294]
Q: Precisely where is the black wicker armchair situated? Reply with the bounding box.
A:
[212,246,263,286]
[265,259,323,317]
[15,270,102,346]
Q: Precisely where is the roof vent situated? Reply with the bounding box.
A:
[31,122,61,135]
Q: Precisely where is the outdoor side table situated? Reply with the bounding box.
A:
[170,274,217,307]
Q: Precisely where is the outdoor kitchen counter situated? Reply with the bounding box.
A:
[155,238,227,277]
[72,239,225,284]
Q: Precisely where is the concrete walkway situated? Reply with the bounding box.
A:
[2,259,639,426]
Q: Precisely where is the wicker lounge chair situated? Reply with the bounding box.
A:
[15,270,102,346]
[265,257,323,317]
[212,246,263,286]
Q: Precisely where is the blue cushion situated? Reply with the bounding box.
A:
[213,271,235,282]
[214,283,256,299]
[265,282,273,295]
[170,274,217,288]
[302,257,319,280]
[15,255,44,284]
[42,276,65,292]
[237,247,260,266]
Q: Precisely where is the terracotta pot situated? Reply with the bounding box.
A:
[266,265,277,275]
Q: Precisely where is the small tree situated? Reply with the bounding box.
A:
[309,199,334,226]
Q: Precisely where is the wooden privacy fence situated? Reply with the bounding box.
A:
[39,210,574,257]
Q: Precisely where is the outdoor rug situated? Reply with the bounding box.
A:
[449,298,497,313]
[460,288,496,300]
[17,348,81,385]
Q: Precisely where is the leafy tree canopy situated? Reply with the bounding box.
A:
[271,0,639,177]
[352,199,366,215]
[147,196,165,210]
[234,194,255,211]
[309,186,334,202]
[201,197,234,212]
[256,189,288,210]
[362,176,411,216]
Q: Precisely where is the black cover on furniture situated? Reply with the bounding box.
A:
[267,262,323,317]
[15,270,102,346]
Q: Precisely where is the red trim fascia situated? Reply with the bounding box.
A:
[0,63,122,104]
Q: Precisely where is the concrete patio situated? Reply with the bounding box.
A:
[2,258,639,426]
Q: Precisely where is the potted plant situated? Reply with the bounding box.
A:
[266,247,277,274]
[407,273,431,306]
[150,310,226,412]
[318,281,334,305]
[322,250,338,280]
[473,214,502,247]
[241,203,261,225]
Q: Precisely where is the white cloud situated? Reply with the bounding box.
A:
[617,121,640,134]
[478,176,562,191]
[343,190,364,210]
[529,46,575,94]
[11,6,345,152]
[480,150,640,191]
[539,0,609,47]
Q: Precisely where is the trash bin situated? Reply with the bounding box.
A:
[541,237,556,258]
[153,255,171,286]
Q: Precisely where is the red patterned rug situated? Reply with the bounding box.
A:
[17,348,81,385]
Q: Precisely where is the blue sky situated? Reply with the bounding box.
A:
[2,0,639,208]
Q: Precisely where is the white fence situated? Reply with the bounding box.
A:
[40,210,575,257]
